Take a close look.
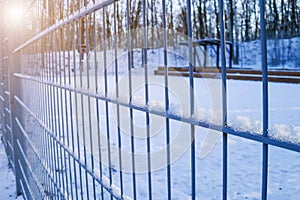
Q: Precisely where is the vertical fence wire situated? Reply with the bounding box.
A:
[103,6,114,200]
[85,11,96,200]
[78,13,90,200]
[94,9,105,200]
[186,0,196,199]
[142,0,152,199]
[58,29,67,197]
[71,17,80,200]
[113,1,124,198]
[45,38,54,197]
[73,17,84,200]
[62,24,71,199]
[126,0,137,199]
[54,30,62,197]
[161,0,172,199]
[218,0,228,199]
[259,0,269,199]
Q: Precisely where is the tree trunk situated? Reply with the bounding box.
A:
[214,0,220,38]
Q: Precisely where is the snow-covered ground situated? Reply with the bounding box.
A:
[0,140,23,200]
[239,37,300,69]
[64,48,300,199]
[96,74,300,200]
[2,45,300,199]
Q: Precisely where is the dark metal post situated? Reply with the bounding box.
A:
[259,0,269,199]
[186,1,196,200]
[162,0,172,199]
[142,0,152,198]
[217,46,220,68]
[229,43,233,68]
[8,3,23,196]
[218,0,228,199]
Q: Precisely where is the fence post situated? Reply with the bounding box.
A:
[8,5,23,197]
[0,2,3,144]
[259,0,269,199]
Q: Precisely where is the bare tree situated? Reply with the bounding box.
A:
[167,0,175,46]
[116,2,124,47]
[177,0,188,36]
[227,0,234,42]
[213,0,220,38]
[290,0,298,36]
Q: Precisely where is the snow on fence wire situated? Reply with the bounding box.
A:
[1,0,300,200]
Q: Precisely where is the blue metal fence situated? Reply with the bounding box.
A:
[0,0,300,200]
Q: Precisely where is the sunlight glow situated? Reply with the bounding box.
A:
[7,4,24,23]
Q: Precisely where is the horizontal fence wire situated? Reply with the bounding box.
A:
[12,73,300,153]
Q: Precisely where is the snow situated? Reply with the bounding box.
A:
[2,45,300,199]
[0,140,23,200]
[238,37,300,69]
[88,49,300,199]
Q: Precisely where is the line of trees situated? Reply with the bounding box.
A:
[30,0,300,64]
[104,0,300,64]
[115,0,300,41]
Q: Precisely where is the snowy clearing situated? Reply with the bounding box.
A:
[3,47,300,199]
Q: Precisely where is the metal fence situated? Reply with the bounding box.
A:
[1,0,300,200]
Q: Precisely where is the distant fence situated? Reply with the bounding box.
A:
[1,0,300,200]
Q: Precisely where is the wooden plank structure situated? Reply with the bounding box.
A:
[154,67,300,83]
[179,39,233,68]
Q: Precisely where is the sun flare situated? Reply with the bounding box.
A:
[7,4,24,22]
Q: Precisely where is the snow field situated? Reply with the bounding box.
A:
[15,47,300,199]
